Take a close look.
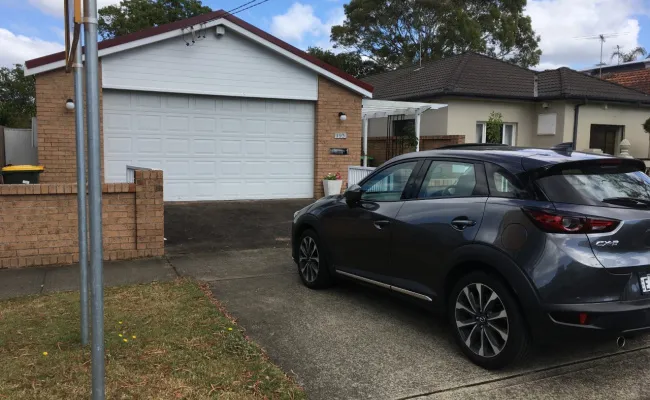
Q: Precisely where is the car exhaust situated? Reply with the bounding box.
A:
[617,336,626,349]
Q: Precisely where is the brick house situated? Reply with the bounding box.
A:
[25,10,373,201]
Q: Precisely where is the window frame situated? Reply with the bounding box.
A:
[476,122,518,145]
[484,162,530,199]
[409,158,489,201]
[357,159,426,203]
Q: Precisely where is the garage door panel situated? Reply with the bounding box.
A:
[165,139,190,155]
[165,116,190,132]
[104,90,314,201]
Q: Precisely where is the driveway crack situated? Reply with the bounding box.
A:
[393,344,650,400]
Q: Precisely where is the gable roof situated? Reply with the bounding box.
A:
[603,69,650,94]
[362,52,650,104]
[24,10,373,97]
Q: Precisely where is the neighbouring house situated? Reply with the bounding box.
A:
[362,53,650,161]
[582,59,650,95]
[24,10,373,201]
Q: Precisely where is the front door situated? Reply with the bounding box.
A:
[321,160,421,281]
[390,160,489,298]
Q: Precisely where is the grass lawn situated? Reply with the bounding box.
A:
[0,280,305,399]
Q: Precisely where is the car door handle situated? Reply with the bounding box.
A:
[451,218,476,231]
[373,220,390,229]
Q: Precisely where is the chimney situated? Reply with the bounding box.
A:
[533,74,539,98]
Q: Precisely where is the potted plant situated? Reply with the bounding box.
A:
[323,172,343,196]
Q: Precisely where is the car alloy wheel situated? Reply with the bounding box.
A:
[455,283,509,358]
[299,236,320,283]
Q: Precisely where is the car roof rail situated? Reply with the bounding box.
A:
[437,143,511,150]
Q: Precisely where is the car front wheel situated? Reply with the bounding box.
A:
[296,230,334,289]
[448,271,530,369]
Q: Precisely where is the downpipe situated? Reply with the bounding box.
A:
[616,336,626,349]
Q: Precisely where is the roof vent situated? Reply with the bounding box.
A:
[533,74,539,98]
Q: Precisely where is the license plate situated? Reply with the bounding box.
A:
[641,275,650,293]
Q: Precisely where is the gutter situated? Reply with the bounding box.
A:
[572,100,587,150]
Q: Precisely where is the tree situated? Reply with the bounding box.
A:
[486,111,503,144]
[99,0,211,40]
[307,47,386,78]
[0,65,35,129]
[330,0,541,70]
[611,46,647,64]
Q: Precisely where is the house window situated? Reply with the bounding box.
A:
[393,119,415,137]
[476,122,517,145]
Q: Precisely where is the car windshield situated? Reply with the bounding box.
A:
[536,167,650,206]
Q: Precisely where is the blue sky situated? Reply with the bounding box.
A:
[1,0,649,71]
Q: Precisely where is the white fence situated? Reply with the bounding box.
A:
[348,166,375,187]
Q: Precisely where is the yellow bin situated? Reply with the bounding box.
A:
[1,165,45,184]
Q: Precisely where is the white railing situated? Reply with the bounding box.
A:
[126,165,152,183]
[348,166,375,187]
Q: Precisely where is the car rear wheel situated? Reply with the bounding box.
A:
[297,230,334,289]
[448,271,530,369]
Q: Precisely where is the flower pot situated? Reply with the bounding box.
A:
[323,179,343,196]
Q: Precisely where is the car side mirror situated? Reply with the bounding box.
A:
[345,184,363,205]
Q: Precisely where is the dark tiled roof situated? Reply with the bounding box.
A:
[604,69,650,94]
[363,52,650,104]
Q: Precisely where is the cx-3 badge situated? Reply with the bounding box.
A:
[595,240,619,247]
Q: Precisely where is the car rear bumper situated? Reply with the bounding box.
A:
[533,298,650,341]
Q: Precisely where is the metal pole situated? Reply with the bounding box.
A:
[415,111,422,152]
[83,0,105,396]
[362,117,368,167]
[71,0,89,347]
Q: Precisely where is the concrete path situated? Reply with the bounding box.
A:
[2,248,649,399]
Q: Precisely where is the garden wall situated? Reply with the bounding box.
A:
[0,170,164,268]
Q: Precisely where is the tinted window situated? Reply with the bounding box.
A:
[418,161,477,199]
[485,163,527,199]
[537,168,650,206]
[361,161,417,202]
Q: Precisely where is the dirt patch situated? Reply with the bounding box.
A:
[164,199,313,254]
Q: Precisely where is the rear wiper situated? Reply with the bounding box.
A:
[602,197,650,208]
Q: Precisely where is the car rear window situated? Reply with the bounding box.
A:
[536,166,650,206]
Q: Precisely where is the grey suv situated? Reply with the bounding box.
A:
[291,145,650,369]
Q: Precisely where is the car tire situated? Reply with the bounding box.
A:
[448,271,530,370]
[296,230,334,289]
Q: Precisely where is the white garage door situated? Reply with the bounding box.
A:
[103,90,315,201]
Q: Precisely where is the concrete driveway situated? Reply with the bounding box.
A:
[169,247,650,400]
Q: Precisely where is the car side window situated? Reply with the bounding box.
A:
[361,161,418,202]
[418,161,478,199]
[485,163,527,199]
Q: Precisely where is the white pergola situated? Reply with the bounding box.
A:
[361,99,448,167]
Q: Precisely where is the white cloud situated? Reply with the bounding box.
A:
[28,0,120,16]
[270,2,344,48]
[526,0,646,70]
[0,28,63,67]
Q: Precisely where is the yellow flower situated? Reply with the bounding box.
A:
[228,327,233,331]
[42,352,48,356]
[132,335,136,339]
[118,321,123,324]
[123,338,128,342]
[118,334,123,337]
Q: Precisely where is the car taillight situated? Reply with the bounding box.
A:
[523,208,619,234]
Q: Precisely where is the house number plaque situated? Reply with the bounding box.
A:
[334,132,347,139]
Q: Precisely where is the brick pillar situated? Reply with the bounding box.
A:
[135,170,164,257]
[314,77,363,198]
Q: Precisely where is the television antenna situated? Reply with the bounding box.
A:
[573,33,623,77]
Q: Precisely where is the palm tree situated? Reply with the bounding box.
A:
[611,46,647,64]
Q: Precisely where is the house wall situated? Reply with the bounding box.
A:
[367,107,449,137]
[0,170,164,269]
[445,98,537,145]
[529,101,569,149]
[35,64,104,183]
[102,30,319,101]
[573,103,650,158]
[314,76,362,197]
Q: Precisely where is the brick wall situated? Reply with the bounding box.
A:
[367,135,466,165]
[35,64,103,183]
[314,76,363,197]
[0,170,163,269]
